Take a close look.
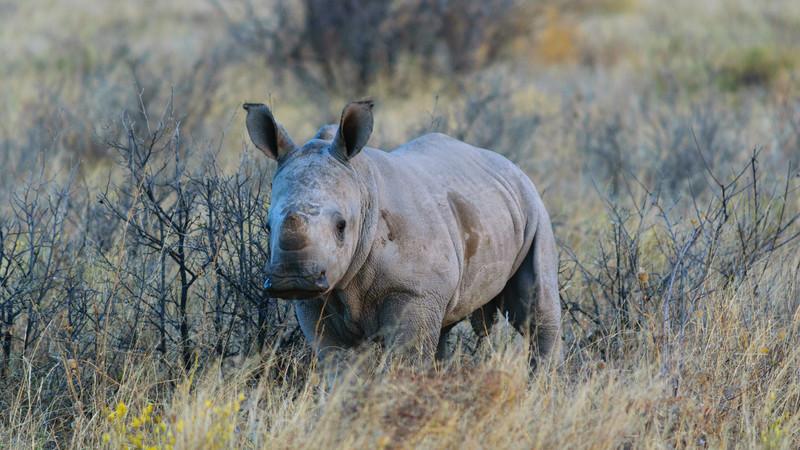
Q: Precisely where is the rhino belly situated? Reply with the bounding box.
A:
[442,190,526,325]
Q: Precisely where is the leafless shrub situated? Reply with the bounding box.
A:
[213,0,538,95]
[560,148,800,367]
[0,97,308,432]
[95,99,301,375]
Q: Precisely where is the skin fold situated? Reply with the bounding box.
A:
[244,100,561,368]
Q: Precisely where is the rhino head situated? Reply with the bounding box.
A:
[243,101,374,299]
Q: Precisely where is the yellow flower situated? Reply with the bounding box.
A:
[377,435,392,449]
[131,417,142,429]
[101,433,111,444]
[115,402,128,418]
[759,346,770,354]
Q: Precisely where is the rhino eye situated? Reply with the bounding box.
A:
[336,219,347,239]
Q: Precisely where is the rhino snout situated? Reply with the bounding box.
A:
[278,212,310,251]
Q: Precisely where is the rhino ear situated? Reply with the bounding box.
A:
[243,103,295,160]
[331,100,374,161]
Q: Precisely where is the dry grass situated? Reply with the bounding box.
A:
[4,271,798,449]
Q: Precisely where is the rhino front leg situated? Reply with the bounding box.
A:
[379,295,445,366]
[295,299,352,365]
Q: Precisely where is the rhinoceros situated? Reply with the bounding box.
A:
[244,100,561,367]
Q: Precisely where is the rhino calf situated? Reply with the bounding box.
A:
[244,100,561,367]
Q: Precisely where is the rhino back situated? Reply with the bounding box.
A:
[358,133,541,325]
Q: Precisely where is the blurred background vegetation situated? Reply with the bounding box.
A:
[3,0,798,183]
[0,0,799,447]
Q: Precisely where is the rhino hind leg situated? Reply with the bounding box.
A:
[435,323,457,361]
[469,296,500,339]
[501,220,562,368]
[435,297,499,361]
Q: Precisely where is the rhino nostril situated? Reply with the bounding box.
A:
[315,271,329,290]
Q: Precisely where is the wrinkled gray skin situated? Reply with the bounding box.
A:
[244,100,561,367]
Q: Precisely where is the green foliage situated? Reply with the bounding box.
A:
[717,47,797,91]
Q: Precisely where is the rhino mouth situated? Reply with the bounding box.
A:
[267,287,327,300]
[264,272,330,300]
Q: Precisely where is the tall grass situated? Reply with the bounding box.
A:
[4,273,797,448]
